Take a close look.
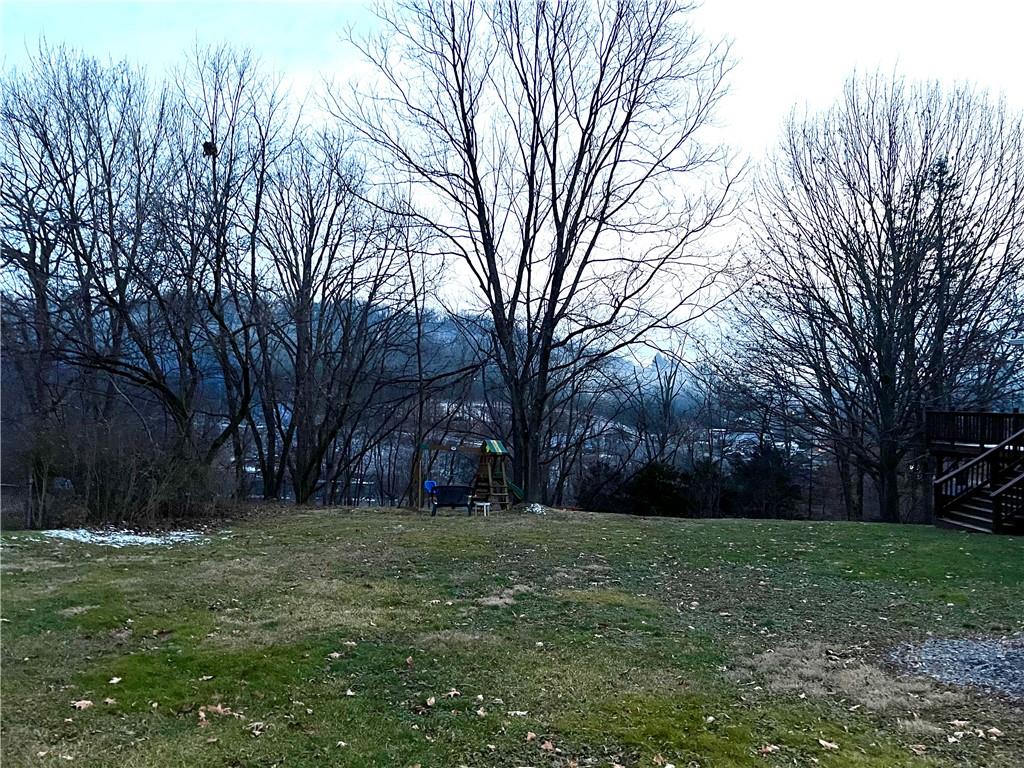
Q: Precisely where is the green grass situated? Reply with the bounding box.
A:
[2,509,1022,767]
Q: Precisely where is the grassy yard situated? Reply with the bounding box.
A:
[1,509,1022,767]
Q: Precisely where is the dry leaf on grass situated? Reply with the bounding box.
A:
[248,721,267,737]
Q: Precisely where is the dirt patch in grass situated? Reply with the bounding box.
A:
[58,605,99,617]
[743,642,964,712]
[1,555,73,574]
[897,717,948,737]
[477,584,532,607]
[555,587,660,610]
[417,629,491,645]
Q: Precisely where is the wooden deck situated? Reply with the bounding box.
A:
[926,410,1024,534]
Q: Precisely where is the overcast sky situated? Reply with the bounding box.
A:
[2,0,1022,162]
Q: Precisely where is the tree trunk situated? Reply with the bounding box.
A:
[877,447,901,523]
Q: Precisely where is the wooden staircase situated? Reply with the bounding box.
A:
[932,422,1024,534]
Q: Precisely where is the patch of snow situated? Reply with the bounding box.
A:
[40,528,207,548]
[523,503,547,515]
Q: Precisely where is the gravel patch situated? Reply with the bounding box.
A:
[893,635,1024,699]
[39,528,207,548]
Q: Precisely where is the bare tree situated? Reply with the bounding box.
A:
[738,76,1024,522]
[256,133,423,503]
[340,0,735,501]
[167,46,293,496]
[1,46,299,520]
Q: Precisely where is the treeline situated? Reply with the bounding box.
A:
[2,1,1022,528]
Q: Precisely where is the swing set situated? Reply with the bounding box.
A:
[412,439,523,514]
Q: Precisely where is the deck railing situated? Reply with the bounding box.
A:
[993,473,1024,534]
[933,427,1024,533]
[925,410,1024,447]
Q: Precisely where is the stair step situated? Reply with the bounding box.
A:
[959,502,993,515]
[936,515,994,533]
[944,508,993,525]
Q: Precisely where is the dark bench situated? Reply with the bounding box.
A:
[431,484,475,516]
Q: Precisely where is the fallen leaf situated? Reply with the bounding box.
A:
[526,731,536,742]
[476,707,487,717]
[987,727,1004,738]
[910,745,926,755]
[336,740,348,747]
[328,652,343,660]
[345,689,356,697]
[445,688,460,698]
[759,744,780,754]
[108,677,121,685]
[71,700,93,710]
[248,721,267,737]
[818,739,839,750]
[541,740,555,752]
[103,698,116,705]
[199,675,214,681]
[426,696,436,707]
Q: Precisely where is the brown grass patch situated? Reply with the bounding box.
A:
[58,605,98,616]
[417,629,491,645]
[476,584,532,607]
[743,642,964,712]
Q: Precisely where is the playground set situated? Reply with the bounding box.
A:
[413,438,523,515]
